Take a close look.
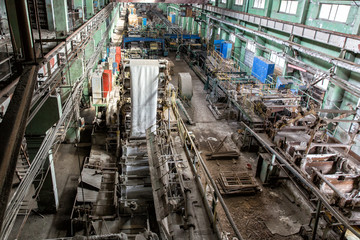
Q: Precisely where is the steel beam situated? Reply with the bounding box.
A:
[205,15,360,97]
[117,0,206,2]
[0,65,38,233]
[194,4,360,54]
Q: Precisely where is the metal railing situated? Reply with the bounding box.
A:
[0,4,119,239]
[170,93,244,240]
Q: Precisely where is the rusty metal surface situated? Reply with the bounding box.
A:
[0,65,38,232]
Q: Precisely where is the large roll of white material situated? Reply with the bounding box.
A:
[178,72,193,100]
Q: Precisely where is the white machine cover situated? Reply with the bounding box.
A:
[130,60,159,137]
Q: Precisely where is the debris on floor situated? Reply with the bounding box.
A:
[217,171,260,195]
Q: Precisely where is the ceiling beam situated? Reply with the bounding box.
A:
[115,0,206,3]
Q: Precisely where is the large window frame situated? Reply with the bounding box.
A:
[318,4,350,23]
[279,0,298,15]
[270,52,285,69]
[235,0,244,6]
[253,0,266,9]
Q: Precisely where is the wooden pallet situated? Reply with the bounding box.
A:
[217,171,259,195]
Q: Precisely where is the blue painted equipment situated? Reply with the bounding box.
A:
[220,42,232,59]
[276,76,305,93]
[164,34,200,40]
[112,62,118,75]
[251,56,275,83]
[214,39,225,51]
[169,13,176,23]
[143,18,147,26]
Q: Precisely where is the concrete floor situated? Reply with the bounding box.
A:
[169,52,310,239]
[8,111,93,240]
[8,47,309,240]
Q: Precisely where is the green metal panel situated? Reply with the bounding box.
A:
[54,0,68,38]
[304,0,358,34]
[86,0,94,19]
[26,94,62,135]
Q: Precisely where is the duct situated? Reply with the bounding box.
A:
[206,15,360,75]
[240,122,360,239]
[130,60,159,138]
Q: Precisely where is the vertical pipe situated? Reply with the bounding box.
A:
[34,0,44,57]
[15,0,35,61]
[312,200,322,240]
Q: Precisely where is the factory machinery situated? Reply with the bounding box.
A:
[149,7,360,240]
[195,28,360,240]
[69,6,243,240]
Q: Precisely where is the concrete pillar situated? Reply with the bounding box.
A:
[65,54,84,143]
[25,94,62,213]
[299,0,310,24]
[45,0,55,31]
[86,0,94,19]
[265,0,273,17]
[54,0,69,38]
[323,51,355,112]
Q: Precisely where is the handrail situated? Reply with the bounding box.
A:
[241,122,360,239]
[170,94,244,240]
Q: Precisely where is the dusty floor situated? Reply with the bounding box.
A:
[8,110,93,240]
[8,45,310,240]
[169,52,310,239]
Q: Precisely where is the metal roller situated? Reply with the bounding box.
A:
[178,72,193,100]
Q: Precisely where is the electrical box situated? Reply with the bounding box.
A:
[102,70,112,98]
[220,42,232,59]
[214,39,225,51]
[251,56,275,83]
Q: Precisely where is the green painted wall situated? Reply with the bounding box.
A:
[158,1,360,155]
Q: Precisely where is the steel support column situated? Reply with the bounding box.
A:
[0,65,38,232]
[5,0,34,60]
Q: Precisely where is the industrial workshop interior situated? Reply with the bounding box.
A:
[1,0,360,239]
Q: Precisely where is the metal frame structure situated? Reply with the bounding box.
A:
[194,4,360,54]
[0,3,119,239]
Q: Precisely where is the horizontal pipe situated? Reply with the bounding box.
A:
[207,15,360,74]
[206,15,360,97]
[241,121,360,239]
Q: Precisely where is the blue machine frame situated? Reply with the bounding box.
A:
[164,34,201,40]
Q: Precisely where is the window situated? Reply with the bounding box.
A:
[253,0,265,9]
[229,33,236,43]
[279,0,298,14]
[246,41,256,52]
[221,0,226,4]
[235,0,244,5]
[270,52,285,68]
[319,4,350,23]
